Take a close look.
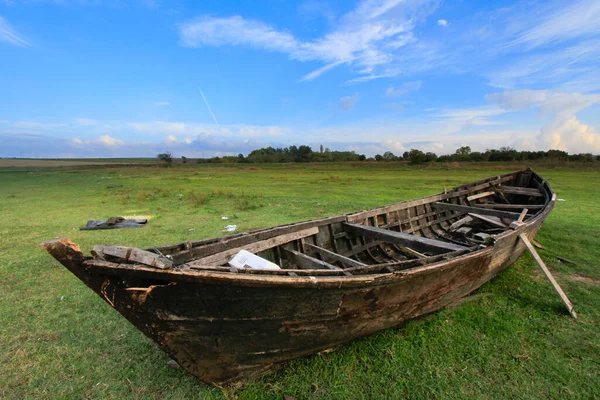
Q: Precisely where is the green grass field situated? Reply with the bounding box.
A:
[1,162,599,399]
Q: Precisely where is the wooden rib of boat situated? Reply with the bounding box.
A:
[42,168,555,387]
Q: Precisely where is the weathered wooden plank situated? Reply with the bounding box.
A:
[93,246,173,269]
[466,191,494,202]
[448,216,474,231]
[169,216,344,263]
[343,223,469,253]
[304,243,367,268]
[497,186,543,197]
[432,202,524,220]
[519,234,577,319]
[281,247,352,276]
[396,245,426,259]
[468,213,507,228]
[188,227,319,266]
[517,208,528,223]
[473,203,544,210]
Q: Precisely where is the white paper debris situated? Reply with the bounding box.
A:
[223,224,237,232]
[221,216,228,220]
[228,250,280,270]
[557,198,566,202]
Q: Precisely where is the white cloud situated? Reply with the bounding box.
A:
[339,93,360,111]
[0,16,30,47]
[179,16,297,52]
[487,89,600,153]
[179,0,440,83]
[155,101,170,106]
[98,134,124,146]
[437,19,448,27]
[386,80,422,96]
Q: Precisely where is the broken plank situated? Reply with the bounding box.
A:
[93,246,173,269]
[432,202,524,220]
[468,213,507,228]
[342,223,469,254]
[281,247,352,276]
[448,216,474,231]
[466,191,494,202]
[304,243,366,268]
[496,186,543,197]
[188,227,319,267]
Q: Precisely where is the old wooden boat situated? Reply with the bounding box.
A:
[42,168,555,386]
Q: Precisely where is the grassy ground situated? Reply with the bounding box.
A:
[1,162,599,399]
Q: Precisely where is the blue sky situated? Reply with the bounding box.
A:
[1,0,599,158]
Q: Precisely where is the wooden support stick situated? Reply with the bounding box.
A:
[519,234,577,319]
[517,208,528,223]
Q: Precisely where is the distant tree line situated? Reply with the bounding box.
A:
[160,145,599,165]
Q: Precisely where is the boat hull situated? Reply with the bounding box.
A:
[43,219,546,386]
[42,169,554,386]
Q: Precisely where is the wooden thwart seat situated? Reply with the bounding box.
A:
[304,243,367,268]
[496,186,543,197]
[342,223,469,254]
[432,202,526,220]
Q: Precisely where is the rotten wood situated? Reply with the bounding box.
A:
[448,216,474,231]
[93,246,173,269]
[468,213,508,229]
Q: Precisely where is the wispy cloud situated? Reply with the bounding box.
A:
[386,80,422,96]
[0,16,30,47]
[177,0,600,89]
[339,93,360,111]
[506,0,600,50]
[179,0,440,83]
[73,118,97,126]
[155,101,170,106]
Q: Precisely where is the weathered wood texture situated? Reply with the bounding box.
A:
[343,223,469,253]
[432,202,524,220]
[41,168,556,387]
